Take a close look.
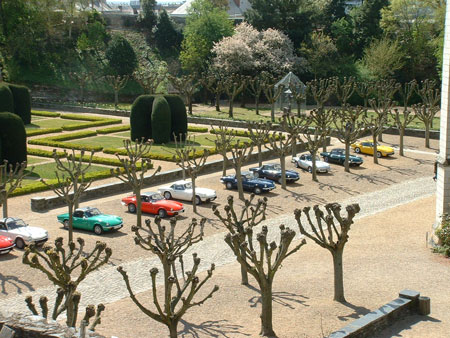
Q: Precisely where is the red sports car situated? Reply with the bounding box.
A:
[121,192,185,218]
[0,235,15,255]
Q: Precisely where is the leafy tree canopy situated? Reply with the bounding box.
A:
[105,34,137,76]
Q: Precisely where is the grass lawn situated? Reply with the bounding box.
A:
[26,156,50,165]
[26,118,80,129]
[114,131,131,138]
[74,135,128,149]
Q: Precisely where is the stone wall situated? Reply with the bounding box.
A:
[328,290,430,338]
[31,139,330,212]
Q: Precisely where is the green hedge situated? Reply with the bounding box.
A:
[165,95,187,141]
[27,127,63,137]
[28,130,101,152]
[60,113,121,122]
[152,96,171,144]
[31,110,61,117]
[0,84,14,114]
[97,125,130,134]
[0,112,27,164]
[47,130,97,141]
[187,126,208,133]
[130,95,154,141]
[62,119,121,131]
[209,129,250,137]
[8,84,31,124]
[103,147,216,162]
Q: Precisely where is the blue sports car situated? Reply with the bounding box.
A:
[220,171,276,194]
[249,163,300,184]
[320,148,363,166]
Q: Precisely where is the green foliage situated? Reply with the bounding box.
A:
[103,147,216,162]
[138,0,158,33]
[300,32,339,79]
[0,112,27,164]
[61,119,121,131]
[8,83,31,124]
[27,127,63,137]
[105,34,137,76]
[0,84,14,113]
[130,95,154,141]
[188,126,208,133]
[164,95,187,141]
[28,130,102,152]
[97,125,130,134]
[151,96,172,144]
[60,113,121,122]
[31,110,61,117]
[154,10,182,56]
[437,215,450,248]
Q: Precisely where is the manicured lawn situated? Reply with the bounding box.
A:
[74,135,127,149]
[114,131,131,138]
[26,156,50,165]
[26,118,80,129]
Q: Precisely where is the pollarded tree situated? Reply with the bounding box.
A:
[111,139,161,228]
[118,217,218,338]
[215,195,306,337]
[280,112,307,158]
[289,82,306,117]
[103,74,128,109]
[247,121,272,167]
[333,76,356,107]
[224,74,247,118]
[295,203,361,302]
[209,124,235,176]
[265,130,293,190]
[203,72,226,112]
[41,149,94,243]
[23,237,111,328]
[0,160,33,218]
[414,79,440,148]
[229,140,253,201]
[355,80,374,108]
[133,58,168,94]
[390,80,417,156]
[212,194,267,285]
[248,75,265,115]
[69,70,91,103]
[173,136,210,213]
[262,75,284,122]
[332,105,366,172]
[169,74,199,115]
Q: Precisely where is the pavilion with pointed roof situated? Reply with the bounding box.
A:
[274,72,306,114]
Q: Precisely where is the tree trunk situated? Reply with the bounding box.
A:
[2,196,7,218]
[258,144,263,167]
[73,180,79,209]
[311,151,318,182]
[280,156,286,190]
[215,93,220,112]
[399,127,405,156]
[80,85,85,104]
[188,97,193,115]
[260,280,276,337]
[378,132,383,142]
[425,123,430,148]
[168,321,178,338]
[297,100,302,117]
[192,176,197,213]
[344,141,350,173]
[136,189,142,227]
[68,204,74,243]
[229,99,233,118]
[271,104,275,122]
[255,96,260,115]
[240,246,249,285]
[322,136,327,153]
[291,137,297,158]
[372,133,378,164]
[332,248,346,302]
[222,153,227,177]
[236,169,244,201]
[114,90,119,109]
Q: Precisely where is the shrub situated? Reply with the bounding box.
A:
[130,95,154,141]
[62,119,121,131]
[27,128,63,137]
[165,95,187,141]
[28,130,101,152]
[60,113,121,122]
[152,96,172,144]
[97,125,130,134]
[436,215,450,247]
[0,84,14,114]
[27,148,125,167]
[31,110,61,117]
[188,126,208,133]
[0,112,27,164]
[8,83,31,124]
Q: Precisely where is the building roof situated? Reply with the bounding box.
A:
[171,0,246,19]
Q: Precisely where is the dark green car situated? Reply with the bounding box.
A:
[57,207,123,235]
[321,148,363,166]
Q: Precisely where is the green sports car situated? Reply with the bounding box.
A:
[57,207,123,235]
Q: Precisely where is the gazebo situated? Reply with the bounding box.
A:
[274,72,306,114]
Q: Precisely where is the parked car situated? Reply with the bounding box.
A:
[0,235,15,254]
[0,217,48,249]
[351,140,394,158]
[320,148,363,166]
[249,163,300,184]
[57,207,123,235]
[292,154,331,173]
[158,180,217,205]
[220,171,276,194]
[121,192,184,218]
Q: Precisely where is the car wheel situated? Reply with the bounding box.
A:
[15,238,25,250]
[295,161,300,168]
[164,191,172,200]
[94,225,103,235]
[226,182,233,190]
[158,209,167,218]
[128,204,137,213]
[63,220,69,229]
[307,166,312,173]
[195,196,201,205]
[254,187,262,194]
[355,147,361,154]
[376,151,382,158]
[324,157,329,162]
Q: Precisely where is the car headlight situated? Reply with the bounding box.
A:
[171,208,174,211]
[106,223,110,226]
[264,184,267,187]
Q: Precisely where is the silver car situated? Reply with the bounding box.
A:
[292,154,331,173]
[0,218,49,249]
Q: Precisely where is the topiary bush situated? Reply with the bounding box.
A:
[164,95,187,141]
[130,95,154,142]
[151,96,171,144]
[0,112,27,164]
[0,83,14,114]
[8,83,31,124]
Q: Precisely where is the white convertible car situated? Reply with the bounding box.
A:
[292,154,331,173]
[158,180,217,205]
[0,217,49,249]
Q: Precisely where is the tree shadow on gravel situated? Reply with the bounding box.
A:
[412,157,434,166]
[0,272,35,295]
[285,187,327,205]
[246,284,310,309]
[350,173,396,185]
[378,164,418,176]
[336,301,371,321]
[179,318,251,337]
[317,182,359,196]
[371,314,441,338]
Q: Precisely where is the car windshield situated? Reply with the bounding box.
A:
[305,155,320,161]
[151,193,164,201]
[243,172,255,180]
[85,208,101,217]
[6,219,27,229]
[271,164,281,170]
[184,182,192,189]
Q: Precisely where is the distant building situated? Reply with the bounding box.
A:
[170,0,251,21]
